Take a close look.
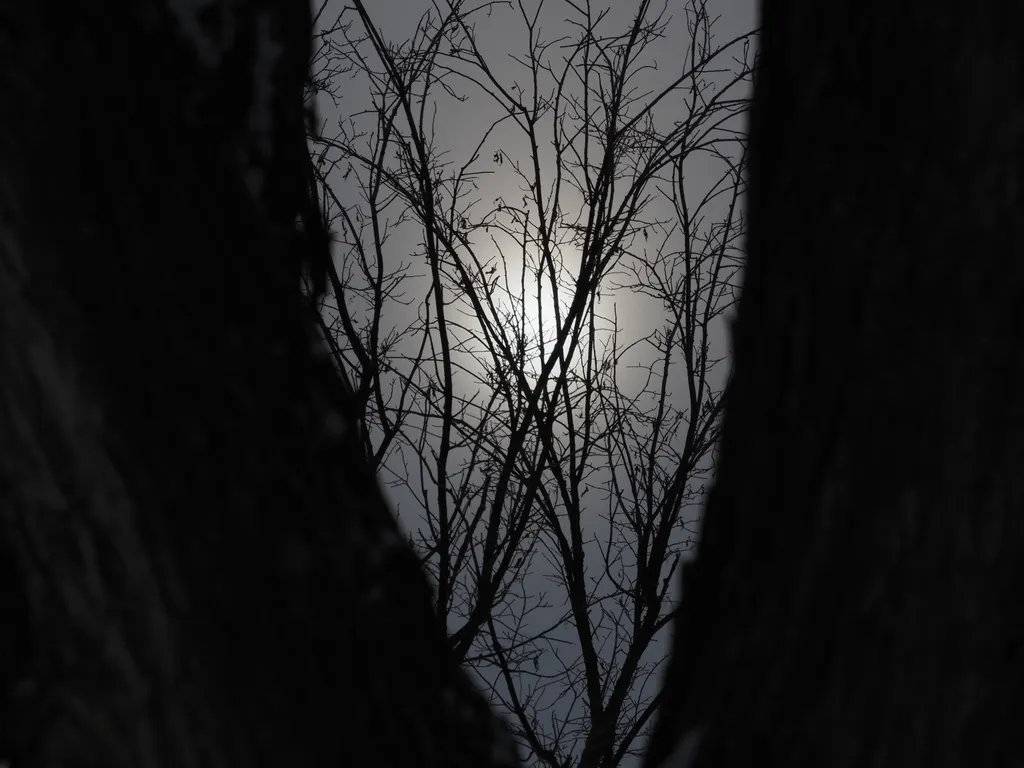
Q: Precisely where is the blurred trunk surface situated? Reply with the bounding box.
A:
[0,2,519,766]
[645,3,1024,767]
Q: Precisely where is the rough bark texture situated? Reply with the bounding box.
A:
[0,2,518,766]
[645,3,1024,768]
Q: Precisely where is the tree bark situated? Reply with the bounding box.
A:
[0,2,519,766]
[645,3,1024,767]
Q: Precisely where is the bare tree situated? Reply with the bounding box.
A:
[5,0,1022,767]
[308,1,754,764]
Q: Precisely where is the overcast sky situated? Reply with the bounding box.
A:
[313,1,757,764]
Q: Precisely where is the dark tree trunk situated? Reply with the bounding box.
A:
[645,3,1024,768]
[0,2,518,766]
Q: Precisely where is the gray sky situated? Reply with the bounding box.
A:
[313,1,757,764]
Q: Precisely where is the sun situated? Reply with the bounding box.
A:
[483,242,579,387]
